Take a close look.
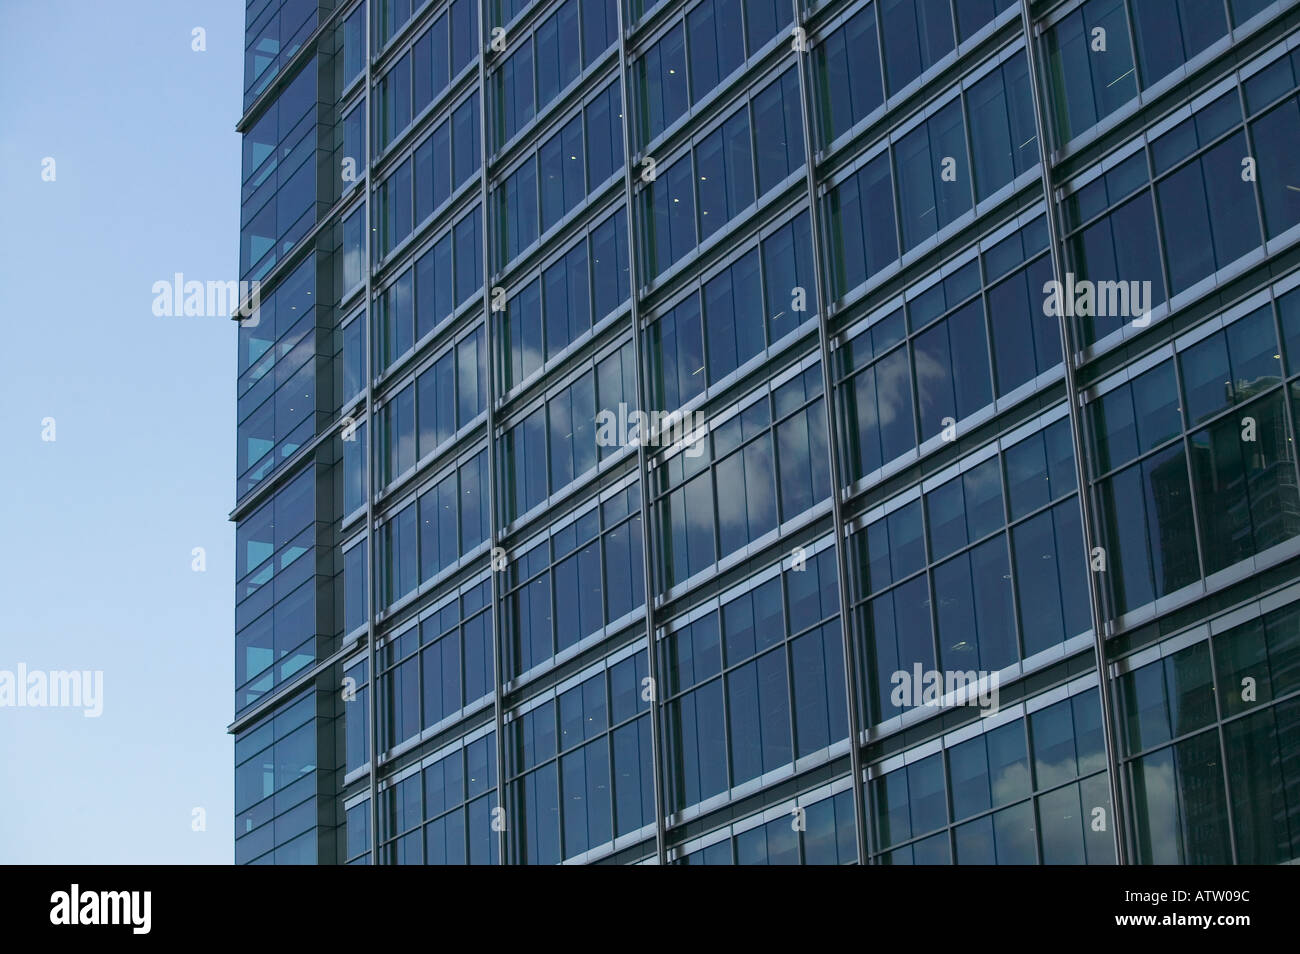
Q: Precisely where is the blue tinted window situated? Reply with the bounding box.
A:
[1131,0,1226,89]
[896,98,970,250]
[753,67,804,195]
[1250,95,1300,239]
[695,109,754,240]
[582,0,617,64]
[881,0,954,94]
[536,0,581,109]
[827,152,897,297]
[586,81,624,188]
[636,26,688,146]
[591,207,630,320]
[454,207,481,304]
[1045,0,1138,143]
[815,3,883,145]
[688,0,744,105]
[643,155,697,277]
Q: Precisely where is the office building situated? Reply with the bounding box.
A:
[230,0,1300,864]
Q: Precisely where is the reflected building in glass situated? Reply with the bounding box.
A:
[229,0,1300,864]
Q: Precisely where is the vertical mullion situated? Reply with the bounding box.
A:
[1018,0,1129,865]
[1203,626,1241,862]
[364,0,382,867]
[615,0,669,866]
[477,0,510,866]
[1239,81,1272,263]
[790,0,871,866]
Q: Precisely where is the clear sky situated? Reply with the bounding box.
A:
[0,1,245,862]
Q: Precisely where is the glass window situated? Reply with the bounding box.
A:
[1067,189,1165,346]
[1158,132,1260,294]
[896,98,971,250]
[381,502,418,607]
[591,207,630,321]
[379,270,414,370]
[1098,444,1199,614]
[753,67,804,195]
[539,115,586,234]
[454,206,482,304]
[880,0,954,95]
[912,299,991,436]
[967,53,1037,202]
[636,25,688,146]
[415,233,454,341]
[648,295,705,411]
[954,0,1015,41]
[763,212,818,343]
[582,0,617,65]
[1189,391,1299,573]
[342,5,364,85]
[544,242,592,359]
[815,3,883,146]
[502,280,543,391]
[642,155,697,278]
[704,250,764,380]
[382,382,416,483]
[827,152,897,298]
[494,42,535,148]
[1130,730,1231,863]
[414,119,451,223]
[1251,95,1300,239]
[377,52,412,151]
[988,255,1058,396]
[586,81,624,188]
[687,0,744,105]
[497,158,539,268]
[418,350,455,455]
[451,0,477,77]
[1044,0,1138,144]
[536,0,581,111]
[378,155,413,258]
[1130,0,1226,90]
[452,93,480,189]
[694,108,754,241]
[744,0,786,51]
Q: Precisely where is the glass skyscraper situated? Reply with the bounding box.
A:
[230,0,1300,864]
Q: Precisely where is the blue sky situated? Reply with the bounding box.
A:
[0,1,244,862]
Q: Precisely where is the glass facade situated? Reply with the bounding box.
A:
[231,0,1300,864]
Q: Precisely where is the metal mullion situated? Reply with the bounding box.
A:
[597,494,612,638]
[615,0,670,866]
[997,422,1033,667]
[1202,622,1241,863]
[1163,329,1212,588]
[1239,80,1274,269]
[364,0,382,867]
[1118,0,1143,94]
[871,0,888,115]
[1019,0,1129,865]
[959,79,1005,448]
[791,0,871,866]
[1271,301,1300,529]
[1136,140,1177,363]
[477,0,510,866]
[980,232,1046,670]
